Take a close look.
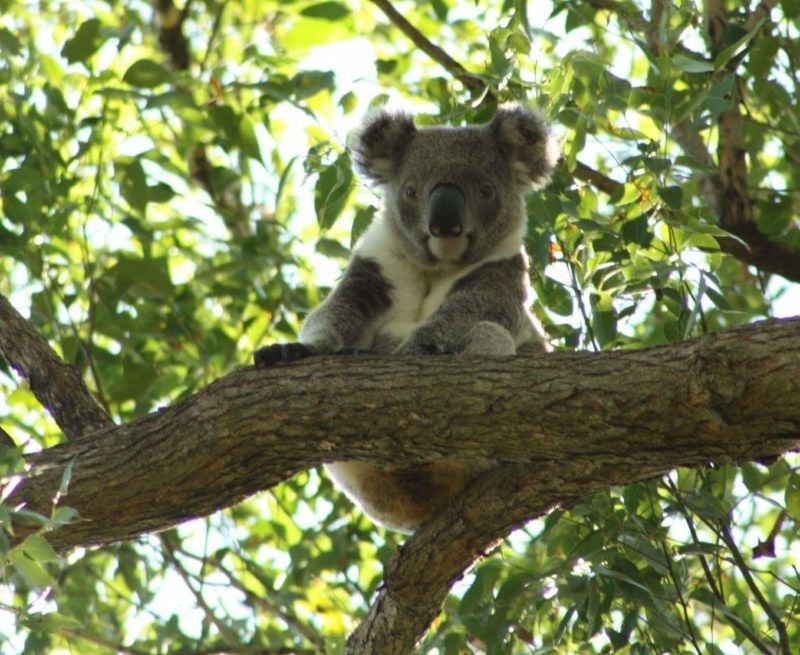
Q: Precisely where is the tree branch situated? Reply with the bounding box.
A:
[345,460,667,654]
[572,160,625,195]
[0,293,112,440]
[154,0,192,71]
[367,0,484,93]
[9,317,800,554]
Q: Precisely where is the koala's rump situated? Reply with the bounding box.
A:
[324,460,490,533]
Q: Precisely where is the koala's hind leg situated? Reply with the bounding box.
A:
[460,321,516,356]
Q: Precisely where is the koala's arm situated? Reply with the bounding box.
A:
[255,256,392,366]
[398,254,536,356]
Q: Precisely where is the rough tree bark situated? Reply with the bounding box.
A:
[2,310,799,652]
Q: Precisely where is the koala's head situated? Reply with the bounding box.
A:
[352,107,558,269]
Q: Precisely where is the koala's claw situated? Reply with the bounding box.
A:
[254,343,315,367]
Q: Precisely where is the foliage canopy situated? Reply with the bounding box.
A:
[1,0,799,653]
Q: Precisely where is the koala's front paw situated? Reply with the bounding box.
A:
[254,343,316,367]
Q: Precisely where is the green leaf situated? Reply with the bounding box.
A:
[705,74,735,117]
[611,182,641,206]
[351,205,377,248]
[755,198,792,236]
[622,214,651,246]
[61,18,102,64]
[8,535,58,588]
[314,153,353,230]
[58,457,75,497]
[781,0,800,18]
[0,26,22,56]
[23,612,86,633]
[740,463,765,492]
[714,18,768,71]
[786,473,800,522]
[657,186,683,211]
[315,237,350,259]
[291,70,335,99]
[706,287,731,312]
[18,534,58,563]
[536,275,573,316]
[488,29,513,77]
[300,1,350,20]
[591,294,617,348]
[51,506,80,529]
[671,54,714,73]
[123,59,172,88]
[458,561,502,618]
[208,104,240,143]
[239,114,264,163]
[116,158,150,213]
[108,256,174,298]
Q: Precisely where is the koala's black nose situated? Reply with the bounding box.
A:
[428,184,466,237]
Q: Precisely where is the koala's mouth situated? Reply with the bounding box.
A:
[427,233,473,264]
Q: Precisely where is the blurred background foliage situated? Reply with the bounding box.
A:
[0,0,799,653]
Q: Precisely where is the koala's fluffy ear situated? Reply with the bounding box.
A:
[351,110,417,185]
[490,107,559,190]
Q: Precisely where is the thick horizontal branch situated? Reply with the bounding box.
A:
[0,294,112,440]
[9,317,800,556]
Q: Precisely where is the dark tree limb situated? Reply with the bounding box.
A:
[154,0,193,71]
[3,304,799,651]
[0,294,112,439]
[345,460,669,654]
[9,317,800,552]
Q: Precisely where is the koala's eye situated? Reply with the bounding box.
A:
[480,183,496,199]
[403,184,418,200]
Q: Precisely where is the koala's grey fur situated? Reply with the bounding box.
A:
[255,106,558,532]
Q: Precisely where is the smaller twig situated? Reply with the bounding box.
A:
[651,490,704,655]
[200,0,229,73]
[666,479,780,655]
[161,535,241,647]
[572,160,623,195]
[368,0,485,93]
[60,627,151,655]
[556,237,600,351]
[717,523,792,654]
[170,540,326,650]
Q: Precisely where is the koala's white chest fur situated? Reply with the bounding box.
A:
[354,215,523,350]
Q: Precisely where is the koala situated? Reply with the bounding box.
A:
[255,106,558,533]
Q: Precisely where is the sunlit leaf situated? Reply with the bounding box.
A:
[61,18,102,64]
[300,1,350,20]
[786,473,800,522]
[123,58,172,88]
